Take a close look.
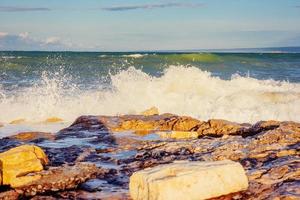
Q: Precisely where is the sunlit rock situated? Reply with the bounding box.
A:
[197,119,245,136]
[43,117,64,123]
[9,118,26,125]
[0,145,48,188]
[129,160,248,200]
[157,131,199,139]
[10,132,55,142]
[141,107,159,116]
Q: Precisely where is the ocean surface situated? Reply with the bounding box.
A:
[1,51,300,136]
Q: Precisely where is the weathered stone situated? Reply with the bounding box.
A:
[0,114,299,199]
[198,119,245,136]
[10,132,55,142]
[129,160,248,200]
[9,119,26,125]
[0,190,19,200]
[66,114,250,137]
[15,163,100,197]
[156,131,199,139]
[43,117,63,123]
[141,107,159,116]
[0,145,49,188]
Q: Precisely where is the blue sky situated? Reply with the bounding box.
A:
[0,0,300,51]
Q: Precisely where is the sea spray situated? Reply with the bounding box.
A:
[0,65,300,124]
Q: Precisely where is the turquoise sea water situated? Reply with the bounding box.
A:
[0,51,300,126]
[1,52,300,90]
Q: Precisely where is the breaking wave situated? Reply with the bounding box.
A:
[0,65,300,124]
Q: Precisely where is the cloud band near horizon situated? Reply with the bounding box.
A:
[102,2,204,11]
[0,6,50,12]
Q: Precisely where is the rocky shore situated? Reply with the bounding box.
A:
[0,112,299,199]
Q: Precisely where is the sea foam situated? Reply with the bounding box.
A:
[0,65,299,124]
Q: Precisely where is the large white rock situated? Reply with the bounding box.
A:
[129,160,248,200]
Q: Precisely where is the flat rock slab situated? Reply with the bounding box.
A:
[129,160,248,200]
[15,163,100,197]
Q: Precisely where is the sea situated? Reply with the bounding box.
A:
[1,50,300,137]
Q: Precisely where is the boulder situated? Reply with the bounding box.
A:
[0,145,48,187]
[141,107,159,116]
[129,160,248,200]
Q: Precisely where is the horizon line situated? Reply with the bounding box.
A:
[0,46,300,53]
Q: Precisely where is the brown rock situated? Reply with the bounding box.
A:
[157,131,199,139]
[9,119,26,125]
[65,114,250,137]
[0,190,19,200]
[140,107,159,116]
[197,119,245,136]
[125,120,300,199]
[15,163,100,197]
[43,117,63,123]
[10,132,55,142]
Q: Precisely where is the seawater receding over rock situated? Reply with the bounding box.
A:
[130,160,249,200]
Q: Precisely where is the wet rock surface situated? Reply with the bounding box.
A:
[0,114,299,199]
[15,163,100,197]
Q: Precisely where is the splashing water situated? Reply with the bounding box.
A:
[0,65,300,126]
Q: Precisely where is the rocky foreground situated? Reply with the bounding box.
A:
[0,112,299,199]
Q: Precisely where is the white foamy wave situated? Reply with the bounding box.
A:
[0,56,23,60]
[0,65,300,124]
[122,54,146,58]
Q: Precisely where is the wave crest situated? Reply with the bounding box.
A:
[0,65,299,123]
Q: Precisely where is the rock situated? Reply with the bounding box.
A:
[0,145,49,187]
[140,107,159,116]
[15,163,100,197]
[156,131,199,139]
[69,114,203,133]
[9,119,26,125]
[124,121,300,199]
[43,117,63,123]
[129,160,248,200]
[0,114,298,199]
[65,114,249,137]
[0,190,20,200]
[10,132,55,142]
[196,119,245,136]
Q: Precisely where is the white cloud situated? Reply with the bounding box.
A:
[0,32,73,51]
[0,32,8,38]
[44,36,61,45]
[18,32,29,39]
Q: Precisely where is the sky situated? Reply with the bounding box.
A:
[0,0,300,51]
